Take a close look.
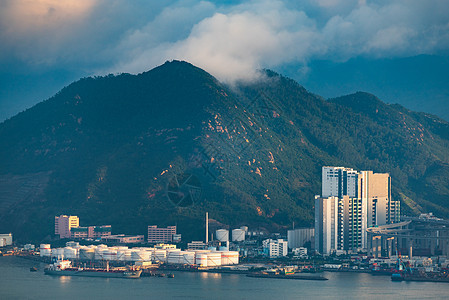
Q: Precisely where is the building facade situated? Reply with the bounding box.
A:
[55,215,79,239]
[70,225,112,239]
[147,225,177,243]
[288,228,314,249]
[263,239,288,258]
[101,234,144,244]
[315,166,400,255]
[314,196,339,254]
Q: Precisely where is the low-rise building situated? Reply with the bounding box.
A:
[101,234,144,244]
[263,239,288,258]
[187,241,207,250]
[292,247,308,258]
[70,225,112,239]
[147,225,177,243]
[0,233,13,247]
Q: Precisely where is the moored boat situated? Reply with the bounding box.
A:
[44,260,142,279]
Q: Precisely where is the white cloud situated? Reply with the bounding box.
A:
[1,0,449,82]
[107,0,449,82]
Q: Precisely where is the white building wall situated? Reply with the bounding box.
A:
[287,228,314,249]
[315,196,339,255]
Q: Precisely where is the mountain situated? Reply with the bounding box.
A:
[1,61,449,242]
[278,55,449,121]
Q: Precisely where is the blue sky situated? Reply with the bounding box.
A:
[1,0,449,121]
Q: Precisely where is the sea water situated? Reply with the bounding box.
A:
[0,256,447,299]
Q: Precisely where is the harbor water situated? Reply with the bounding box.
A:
[1,256,448,299]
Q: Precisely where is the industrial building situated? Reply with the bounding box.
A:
[147,225,177,243]
[367,214,449,258]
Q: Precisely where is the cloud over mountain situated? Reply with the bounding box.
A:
[1,0,449,122]
[1,0,448,82]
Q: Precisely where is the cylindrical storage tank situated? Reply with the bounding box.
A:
[124,250,133,262]
[232,229,245,242]
[208,247,217,252]
[193,250,211,254]
[79,248,95,260]
[131,249,143,261]
[220,251,239,265]
[140,250,151,261]
[216,229,229,242]
[219,246,228,252]
[103,250,118,261]
[39,244,51,257]
[206,253,222,267]
[51,248,65,259]
[195,253,207,267]
[153,250,167,262]
[116,250,127,261]
[95,247,108,260]
[40,248,52,257]
[64,247,77,259]
[181,251,195,265]
[40,244,51,250]
[167,252,182,264]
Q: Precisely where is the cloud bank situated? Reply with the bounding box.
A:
[1,0,449,83]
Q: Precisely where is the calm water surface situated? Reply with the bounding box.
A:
[1,256,448,299]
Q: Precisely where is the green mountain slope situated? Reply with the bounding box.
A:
[1,61,448,242]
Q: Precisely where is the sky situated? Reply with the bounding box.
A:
[1,0,449,121]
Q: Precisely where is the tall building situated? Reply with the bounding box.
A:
[147,225,176,243]
[322,166,359,198]
[315,167,400,255]
[314,196,339,254]
[55,215,79,239]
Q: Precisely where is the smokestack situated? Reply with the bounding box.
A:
[206,212,209,244]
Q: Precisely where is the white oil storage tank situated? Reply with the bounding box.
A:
[79,248,95,260]
[195,253,208,267]
[153,250,167,262]
[167,251,195,265]
[102,250,118,261]
[232,229,245,242]
[215,229,229,242]
[95,247,108,260]
[220,251,239,265]
[206,253,222,267]
[64,247,77,259]
[39,244,51,257]
[51,248,65,259]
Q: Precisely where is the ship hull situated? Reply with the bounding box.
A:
[44,269,142,279]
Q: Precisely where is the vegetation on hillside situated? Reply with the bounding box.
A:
[0,61,448,242]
